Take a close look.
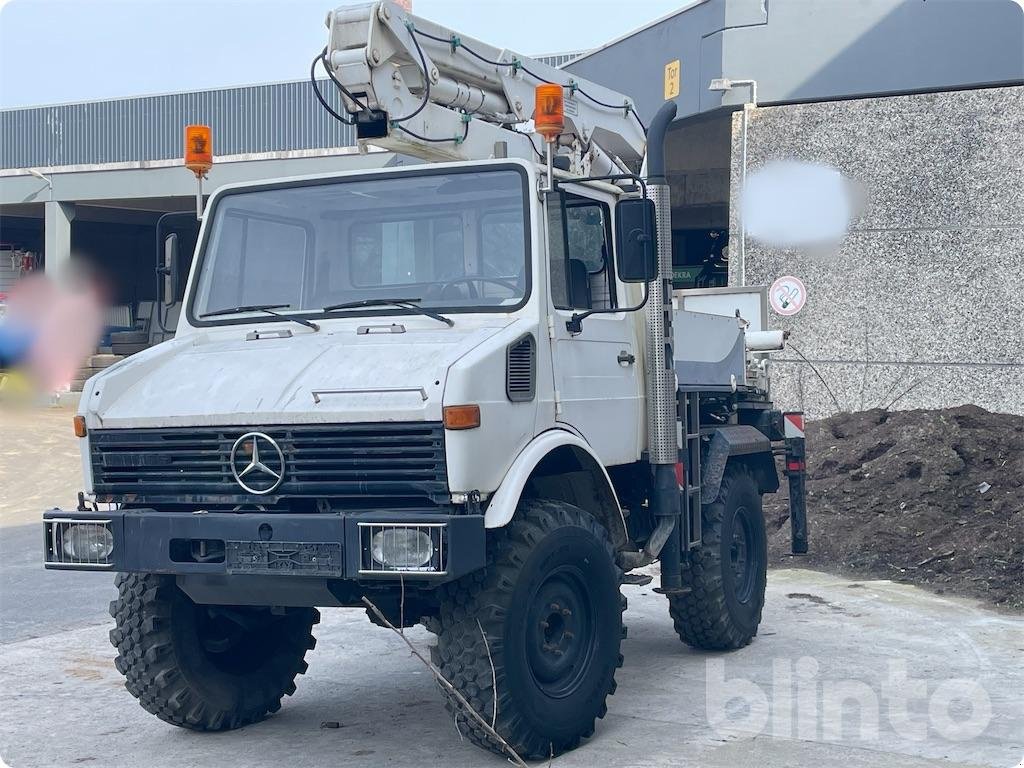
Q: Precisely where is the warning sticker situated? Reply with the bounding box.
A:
[783,412,805,438]
[769,275,807,316]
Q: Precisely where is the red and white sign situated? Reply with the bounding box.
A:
[769,275,807,316]
[783,412,805,439]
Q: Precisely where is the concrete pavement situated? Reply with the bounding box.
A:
[0,564,1020,768]
[0,523,116,644]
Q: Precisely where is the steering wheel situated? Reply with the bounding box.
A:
[437,275,519,300]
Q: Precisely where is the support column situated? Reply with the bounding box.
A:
[44,201,75,281]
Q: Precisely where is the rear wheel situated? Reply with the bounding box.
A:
[668,464,767,650]
[109,573,318,730]
[431,499,624,760]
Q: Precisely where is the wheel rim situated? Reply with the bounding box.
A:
[730,508,756,603]
[524,565,596,698]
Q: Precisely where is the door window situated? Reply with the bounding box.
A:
[547,193,616,311]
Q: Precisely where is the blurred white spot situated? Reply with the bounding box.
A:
[741,160,857,249]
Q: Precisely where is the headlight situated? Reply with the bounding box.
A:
[61,524,114,561]
[371,528,434,569]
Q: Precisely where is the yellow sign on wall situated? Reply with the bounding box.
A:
[664,59,681,100]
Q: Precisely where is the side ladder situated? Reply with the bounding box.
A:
[680,390,702,549]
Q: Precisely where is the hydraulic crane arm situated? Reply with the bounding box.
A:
[322,1,647,176]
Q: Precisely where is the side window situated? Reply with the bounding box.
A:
[547,193,616,311]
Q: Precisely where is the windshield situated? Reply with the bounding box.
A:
[190,167,529,322]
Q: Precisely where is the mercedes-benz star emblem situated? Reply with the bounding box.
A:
[230,432,285,495]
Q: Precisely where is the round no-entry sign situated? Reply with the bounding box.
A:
[769,275,807,316]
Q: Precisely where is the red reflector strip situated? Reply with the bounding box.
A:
[787,460,806,472]
[674,462,685,487]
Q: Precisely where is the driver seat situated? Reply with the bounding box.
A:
[567,258,592,310]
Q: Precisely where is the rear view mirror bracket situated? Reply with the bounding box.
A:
[566,284,650,335]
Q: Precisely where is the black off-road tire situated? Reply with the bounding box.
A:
[669,464,767,650]
[431,499,624,760]
[108,573,318,730]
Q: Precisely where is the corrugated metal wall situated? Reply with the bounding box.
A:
[0,80,355,170]
[0,53,579,172]
[536,51,588,68]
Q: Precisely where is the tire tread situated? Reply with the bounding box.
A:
[432,499,624,760]
[108,573,317,731]
[668,465,766,651]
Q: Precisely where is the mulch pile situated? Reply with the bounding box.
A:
[764,405,1023,612]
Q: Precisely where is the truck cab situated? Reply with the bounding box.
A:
[54,158,651,588]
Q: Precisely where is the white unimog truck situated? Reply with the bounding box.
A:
[44,2,809,759]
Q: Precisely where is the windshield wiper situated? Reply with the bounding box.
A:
[199,303,320,332]
[322,298,454,327]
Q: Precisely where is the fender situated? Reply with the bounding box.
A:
[702,424,780,503]
[484,429,628,544]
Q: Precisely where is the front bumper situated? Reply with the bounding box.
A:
[43,508,485,583]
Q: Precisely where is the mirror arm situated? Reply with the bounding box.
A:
[566,280,651,335]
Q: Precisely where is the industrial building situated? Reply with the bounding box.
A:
[1,0,1021,414]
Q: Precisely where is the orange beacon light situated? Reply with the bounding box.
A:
[184,125,213,177]
[534,84,564,142]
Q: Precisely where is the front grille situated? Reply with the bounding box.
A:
[90,423,447,505]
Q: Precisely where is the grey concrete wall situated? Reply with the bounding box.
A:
[729,85,1024,417]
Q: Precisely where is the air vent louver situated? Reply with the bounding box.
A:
[506,334,536,402]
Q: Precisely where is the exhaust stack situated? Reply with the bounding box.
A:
[643,101,684,594]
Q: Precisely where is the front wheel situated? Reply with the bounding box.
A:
[431,499,624,760]
[109,573,318,730]
[668,464,767,650]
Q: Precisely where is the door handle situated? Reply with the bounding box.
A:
[617,350,636,366]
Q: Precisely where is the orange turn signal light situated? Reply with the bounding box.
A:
[443,404,481,430]
[534,83,565,142]
[73,415,87,438]
[184,124,213,176]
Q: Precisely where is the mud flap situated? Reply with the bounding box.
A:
[701,425,778,505]
[783,412,809,554]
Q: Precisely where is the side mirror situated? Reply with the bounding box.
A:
[162,233,179,307]
[615,198,657,283]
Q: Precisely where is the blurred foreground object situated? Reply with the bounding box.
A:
[740,160,860,249]
[0,271,104,395]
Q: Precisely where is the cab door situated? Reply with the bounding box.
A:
[545,187,643,466]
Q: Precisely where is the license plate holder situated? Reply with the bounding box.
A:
[225,541,344,576]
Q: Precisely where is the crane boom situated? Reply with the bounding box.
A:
[323,1,647,176]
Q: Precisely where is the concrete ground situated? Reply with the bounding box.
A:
[1,407,1022,767]
[0,406,82,526]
